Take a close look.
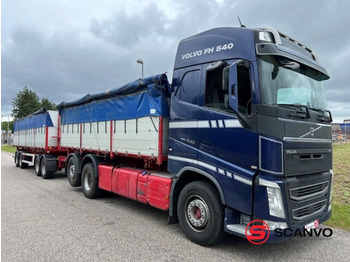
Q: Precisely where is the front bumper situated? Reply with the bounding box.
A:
[224,170,333,244]
[225,206,331,243]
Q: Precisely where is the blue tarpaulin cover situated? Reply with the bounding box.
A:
[13,112,54,131]
[57,74,171,125]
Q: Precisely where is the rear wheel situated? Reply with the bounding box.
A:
[67,157,81,187]
[177,181,226,246]
[19,152,28,169]
[34,155,42,176]
[82,163,101,199]
[40,157,52,179]
[14,151,20,167]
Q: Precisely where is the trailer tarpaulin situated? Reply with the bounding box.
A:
[13,112,54,131]
[58,74,171,124]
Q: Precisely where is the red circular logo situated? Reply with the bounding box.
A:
[245,219,270,245]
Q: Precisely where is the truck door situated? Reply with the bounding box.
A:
[196,60,258,214]
[168,65,202,172]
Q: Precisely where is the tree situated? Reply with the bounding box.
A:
[12,86,57,120]
[12,86,41,119]
[41,97,56,110]
[1,120,13,133]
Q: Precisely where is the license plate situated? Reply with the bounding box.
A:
[305,220,319,231]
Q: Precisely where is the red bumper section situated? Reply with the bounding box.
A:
[98,165,172,211]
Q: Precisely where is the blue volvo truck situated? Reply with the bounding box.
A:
[167,26,332,244]
[14,26,333,246]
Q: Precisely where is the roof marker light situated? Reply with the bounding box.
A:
[259,31,273,42]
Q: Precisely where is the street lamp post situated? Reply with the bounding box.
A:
[136,59,144,78]
[7,114,9,144]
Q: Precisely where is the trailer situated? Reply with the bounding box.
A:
[13,26,333,246]
[13,109,63,178]
[59,74,169,166]
[57,74,173,208]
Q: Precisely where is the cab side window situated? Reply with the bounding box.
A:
[205,60,252,115]
[205,65,225,110]
[175,70,201,105]
[205,61,233,113]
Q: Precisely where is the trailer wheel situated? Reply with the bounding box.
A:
[177,181,226,246]
[81,163,101,199]
[40,157,52,179]
[67,157,81,187]
[34,155,41,176]
[19,152,28,169]
[14,151,20,167]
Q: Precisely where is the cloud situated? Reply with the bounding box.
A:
[90,3,170,47]
[327,101,350,123]
[1,0,349,122]
[2,22,174,107]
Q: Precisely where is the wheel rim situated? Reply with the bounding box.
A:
[35,158,39,172]
[69,164,75,179]
[42,162,46,174]
[185,195,210,232]
[84,170,92,191]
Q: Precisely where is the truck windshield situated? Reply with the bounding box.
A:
[259,55,328,110]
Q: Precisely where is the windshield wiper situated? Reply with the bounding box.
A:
[275,103,310,119]
[309,108,333,122]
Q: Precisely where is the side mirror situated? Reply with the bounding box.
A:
[222,67,229,91]
[222,62,239,112]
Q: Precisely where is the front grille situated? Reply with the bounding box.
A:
[292,200,327,221]
[284,149,332,176]
[284,172,331,227]
[290,181,329,201]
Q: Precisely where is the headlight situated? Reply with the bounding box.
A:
[260,178,286,218]
[328,170,333,212]
[329,169,334,204]
[267,187,285,218]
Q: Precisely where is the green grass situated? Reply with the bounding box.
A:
[1,144,16,153]
[326,203,350,230]
[324,142,350,230]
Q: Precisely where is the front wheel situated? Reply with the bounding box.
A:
[177,181,226,246]
[81,163,101,199]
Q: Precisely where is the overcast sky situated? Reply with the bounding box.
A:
[1,0,349,122]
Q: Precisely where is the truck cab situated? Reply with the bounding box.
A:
[168,27,332,243]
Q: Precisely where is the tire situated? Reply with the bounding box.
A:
[67,157,81,187]
[177,181,227,246]
[34,155,42,176]
[81,163,101,199]
[19,152,28,169]
[14,151,20,167]
[40,157,52,179]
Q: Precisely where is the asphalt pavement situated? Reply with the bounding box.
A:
[1,150,350,261]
